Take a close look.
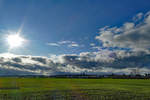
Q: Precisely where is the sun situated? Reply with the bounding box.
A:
[6,34,25,49]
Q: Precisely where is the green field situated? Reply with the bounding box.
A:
[0,78,149,100]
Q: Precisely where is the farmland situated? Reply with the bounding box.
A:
[0,78,149,100]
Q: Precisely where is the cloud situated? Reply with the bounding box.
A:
[91,46,101,50]
[133,12,143,22]
[58,41,73,44]
[47,40,79,47]
[68,43,79,47]
[90,43,95,46]
[96,11,150,52]
[0,53,56,75]
[47,43,60,46]
[57,51,150,74]
[58,41,79,47]
[0,51,150,75]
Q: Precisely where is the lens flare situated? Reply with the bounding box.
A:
[6,34,25,49]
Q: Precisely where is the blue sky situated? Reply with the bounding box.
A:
[0,0,150,75]
[0,0,150,56]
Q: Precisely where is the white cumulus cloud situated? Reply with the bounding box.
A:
[96,11,150,52]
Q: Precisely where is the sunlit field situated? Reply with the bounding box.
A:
[0,78,149,100]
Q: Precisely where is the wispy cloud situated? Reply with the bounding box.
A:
[58,41,73,44]
[68,43,79,47]
[90,43,95,46]
[47,40,79,48]
[132,12,143,22]
[46,43,60,46]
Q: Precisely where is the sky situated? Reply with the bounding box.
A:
[0,0,150,75]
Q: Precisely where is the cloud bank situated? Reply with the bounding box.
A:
[0,50,150,75]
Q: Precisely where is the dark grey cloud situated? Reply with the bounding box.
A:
[0,53,58,75]
[55,51,150,74]
[61,52,150,69]
[31,57,47,64]
[12,57,22,63]
[0,51,150,75]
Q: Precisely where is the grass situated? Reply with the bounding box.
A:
[0,78,149,99]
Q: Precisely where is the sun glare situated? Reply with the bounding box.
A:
[6,34,25,49]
